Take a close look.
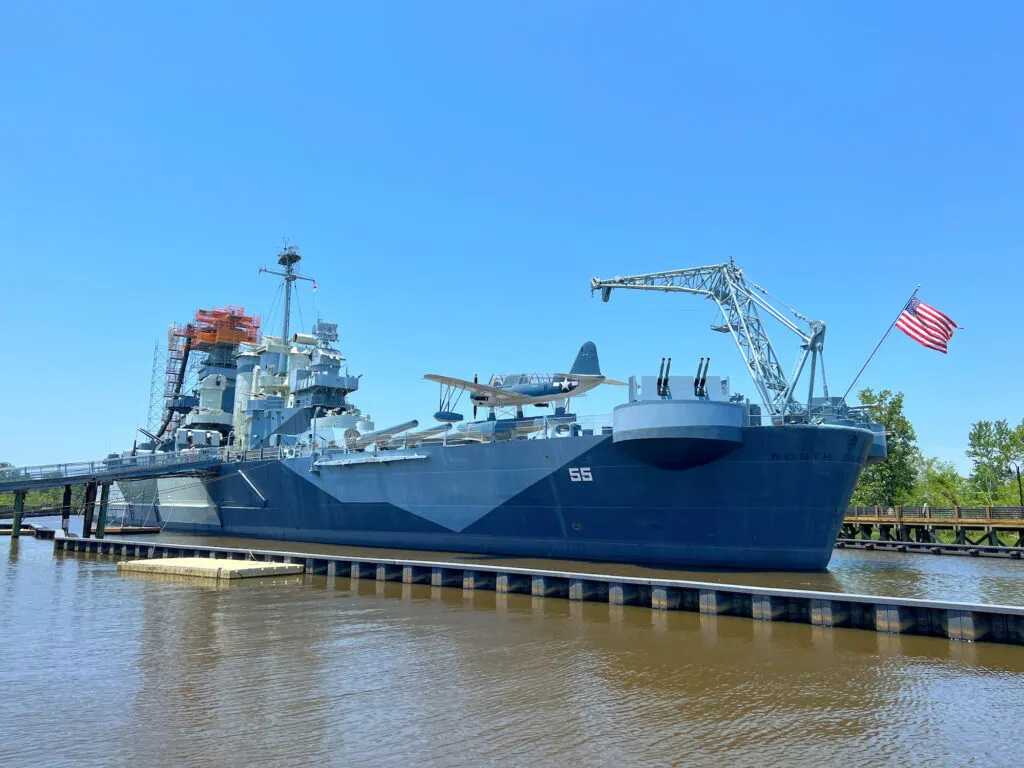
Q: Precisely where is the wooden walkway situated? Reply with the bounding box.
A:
[843,506,1024,547]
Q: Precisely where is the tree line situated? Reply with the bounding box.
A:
[850,389,1024,508]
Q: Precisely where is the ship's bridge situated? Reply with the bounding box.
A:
[290,347,360,409]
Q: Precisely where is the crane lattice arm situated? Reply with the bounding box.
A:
[590,259,827,418]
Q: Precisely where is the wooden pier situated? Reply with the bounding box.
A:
[52,534,1024,647]
[842,506,1024,548]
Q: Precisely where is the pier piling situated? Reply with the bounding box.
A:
[95,482,111,539]
[496,573,532,594]
[351,561,375,580]
[569,578,609,602]
[81,482,98,539]
[11,490,25,538]
[402,565,430,584]
[376,563,403,582]
[810,599,851,628]
[652,586,694,611]
[699,589,751,616]
[609,582,651,606]
[876,604,917,634]
[752,594,807,622]
[531,575,569,598]
[464,570,496,590]
[431,567,462,587]
[60,485,71,533]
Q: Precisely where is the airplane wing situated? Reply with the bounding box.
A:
[553,373,628,386]
[423,374,526,404]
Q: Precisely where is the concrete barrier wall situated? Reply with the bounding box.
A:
[55,535,1024,647]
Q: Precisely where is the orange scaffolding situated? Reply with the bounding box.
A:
[191,306,261,350]
[156,307,262,436]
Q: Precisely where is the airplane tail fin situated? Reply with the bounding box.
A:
[569,341,601,376]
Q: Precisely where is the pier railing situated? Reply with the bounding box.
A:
[0,448,223,483]
[0,448,226,491]
[0,446,297,493]
[845,506,1024,522]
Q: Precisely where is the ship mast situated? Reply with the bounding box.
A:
[259,245,316,342]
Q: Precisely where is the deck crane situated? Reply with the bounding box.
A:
[590,259,828,421]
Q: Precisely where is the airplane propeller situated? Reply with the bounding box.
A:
[473,373,478,419]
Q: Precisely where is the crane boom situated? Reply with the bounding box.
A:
[590,259,827,419]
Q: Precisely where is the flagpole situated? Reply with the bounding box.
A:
[840,284,921,405]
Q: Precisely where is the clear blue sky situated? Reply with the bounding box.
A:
[1,2,1021,469]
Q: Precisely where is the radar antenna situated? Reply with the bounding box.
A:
[259,244,316,342]
[590,258,827,420]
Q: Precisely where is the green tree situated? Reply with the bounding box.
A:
[910,457,967,507]
[850,388,921,507]
[965,419,1024,504]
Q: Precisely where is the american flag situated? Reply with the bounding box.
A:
[896,296,958,353]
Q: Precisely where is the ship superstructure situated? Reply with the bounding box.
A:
[145,248,395,456]
[122,247,887,571]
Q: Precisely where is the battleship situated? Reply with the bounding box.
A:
[119,248,887,571]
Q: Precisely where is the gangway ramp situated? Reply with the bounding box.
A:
[0,449,224,494]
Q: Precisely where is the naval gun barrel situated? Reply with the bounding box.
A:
[346,420,420,451]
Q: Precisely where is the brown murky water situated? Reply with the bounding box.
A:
[3,532,1024,767]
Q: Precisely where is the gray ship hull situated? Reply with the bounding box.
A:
[135,424,873,571]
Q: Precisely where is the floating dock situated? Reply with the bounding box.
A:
[52,534,1024,648]
[117,556,303,580]
[1,522,53,539]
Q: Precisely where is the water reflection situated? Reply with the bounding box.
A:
[3,536,1024,767]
